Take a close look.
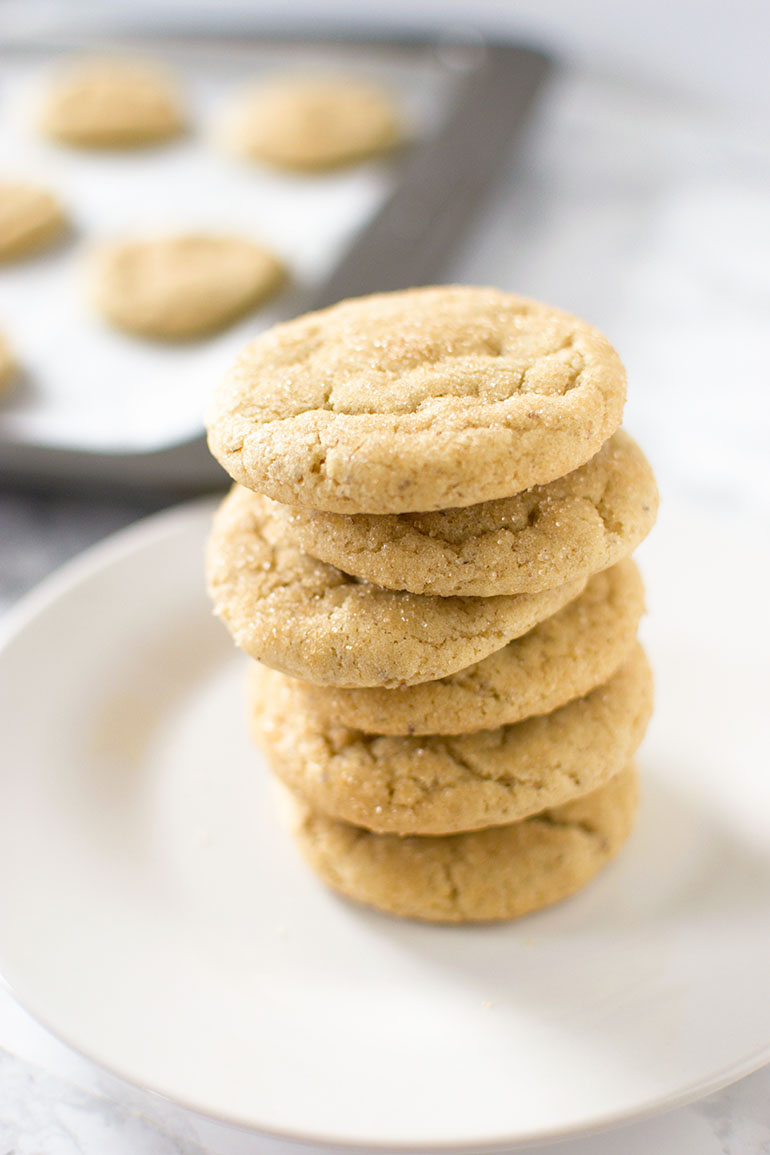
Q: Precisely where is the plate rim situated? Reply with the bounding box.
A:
[1,496,769,1153]
[0,495,220,651]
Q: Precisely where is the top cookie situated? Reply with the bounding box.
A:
[39,60,185,148]
[224,76,401,171]
[206,287,627,514]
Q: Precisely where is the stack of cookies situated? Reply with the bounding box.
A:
[205,286,658,923]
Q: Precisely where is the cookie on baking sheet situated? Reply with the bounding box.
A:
[281,559,645,735]
[290,764,638,923]
[279,431,657,597]
[0,182,68,262]
[0,333,17,394]
[223,76,401,171]
[207,485,586,689]
[206,286,627,514]
[91,235,286,340]
[251,644,652,835]
[39,60,185,148]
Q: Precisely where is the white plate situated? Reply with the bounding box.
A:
[0,497,769,1153]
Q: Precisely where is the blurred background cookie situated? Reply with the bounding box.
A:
[0,182,68,262]
[223,75,401,171]
[90,234,287,340]
[0,332,17,395]
[38,59,186,148]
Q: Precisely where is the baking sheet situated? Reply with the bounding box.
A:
[0,38,450,453]
[2,37,768,510]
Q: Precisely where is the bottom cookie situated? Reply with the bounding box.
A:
[290,765,638,924]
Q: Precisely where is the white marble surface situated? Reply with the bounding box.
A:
[2,6,770,1152]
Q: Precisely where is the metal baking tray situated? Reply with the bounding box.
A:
[0,26,550,493]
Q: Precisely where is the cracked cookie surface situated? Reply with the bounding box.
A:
[92,234,286,339]
[290,764,638,922]
[206,286,627,513]
[278,431,657,596]
[207,485,586,687]
[252,644,652,833]
[277,559,644,734]
[0,182,68,262]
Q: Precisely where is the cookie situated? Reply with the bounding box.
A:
[0,182,68,262]
[206,286,627,514]
[39,60,184,148]
[223,76,400,171]
[276,431,657,597]
[280,559,644,735]
[91,235,286,340]
[207,485,586,688]
[290,764,638,923]
[251,644,653,834]
[0,333,17,394]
